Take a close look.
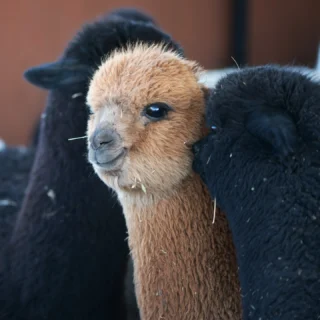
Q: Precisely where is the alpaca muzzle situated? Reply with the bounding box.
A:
[88,128,126,170]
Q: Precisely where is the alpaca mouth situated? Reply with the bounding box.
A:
[93,148,127,171]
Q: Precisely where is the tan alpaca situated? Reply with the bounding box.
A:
[86,44,241,320]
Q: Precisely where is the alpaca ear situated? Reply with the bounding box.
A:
[245,108,299,157]
[23,59,91,90]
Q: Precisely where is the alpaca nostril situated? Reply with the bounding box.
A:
[99,139,113,146]
[90,128,118,150]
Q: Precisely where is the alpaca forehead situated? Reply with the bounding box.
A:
[88,46,200,113]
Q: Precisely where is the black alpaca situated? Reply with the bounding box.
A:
[0,144,35,251]
[193,65,320,319]
[1,8,182,320]
[0,121,40,255]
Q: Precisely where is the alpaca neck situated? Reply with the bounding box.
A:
[121,174,241,320]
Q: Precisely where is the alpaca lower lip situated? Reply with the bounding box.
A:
[95,149,126,170]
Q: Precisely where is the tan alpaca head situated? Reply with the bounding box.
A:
[87,43,206,198]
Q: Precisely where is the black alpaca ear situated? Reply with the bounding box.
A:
[245,108,299,157]
[23,60,90,90]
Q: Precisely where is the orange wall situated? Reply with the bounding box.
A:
[1,0,319,145]
[0,0,232,145]
[248,1,320,66]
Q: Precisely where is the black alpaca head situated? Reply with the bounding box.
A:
[193,65,320,196]
[23,8,183,91]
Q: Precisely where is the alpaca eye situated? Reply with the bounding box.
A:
[211,125,217,133]
[143,103,172,121]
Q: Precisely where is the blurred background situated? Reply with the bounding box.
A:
[1,0,320,145]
